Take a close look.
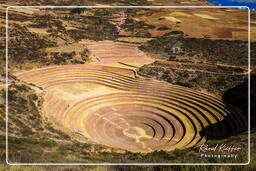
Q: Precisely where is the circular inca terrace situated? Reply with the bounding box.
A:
[15,64,247,152]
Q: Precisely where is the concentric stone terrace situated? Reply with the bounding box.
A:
[15,64,246,152]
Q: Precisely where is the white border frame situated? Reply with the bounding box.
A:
[5,5,251,166]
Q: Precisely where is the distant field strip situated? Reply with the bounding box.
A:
[14,64,247,152]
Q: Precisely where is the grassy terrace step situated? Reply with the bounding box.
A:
[81,92,245,135]
[15,65,227,103]
[18,71,242,132]
[63,93,238,151]
[83,112,173,151]
[13,65,245,152]
[33,77,230,115]
[66,92,219,126]
[87,41,150,63]
[81,103,189,152]
[65,92,227,139]
[36,73,244,142]
[15,64,135,78]
[86,41,140,49]
[17,69,227,107]
[43,94,70,123]
[16,66,226,104]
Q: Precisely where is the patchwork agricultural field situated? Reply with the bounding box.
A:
[0,0,255,169]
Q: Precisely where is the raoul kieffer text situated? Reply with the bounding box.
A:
[199,143,241,153]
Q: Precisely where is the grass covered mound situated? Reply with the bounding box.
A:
[139,31,256,66]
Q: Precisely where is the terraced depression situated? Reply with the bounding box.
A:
[6,5,249,156]
[14,45,246,152]
[1,0,254,166]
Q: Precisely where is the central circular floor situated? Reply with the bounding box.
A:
[79,103,187,152]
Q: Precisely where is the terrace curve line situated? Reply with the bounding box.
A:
[14,64,246,153]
